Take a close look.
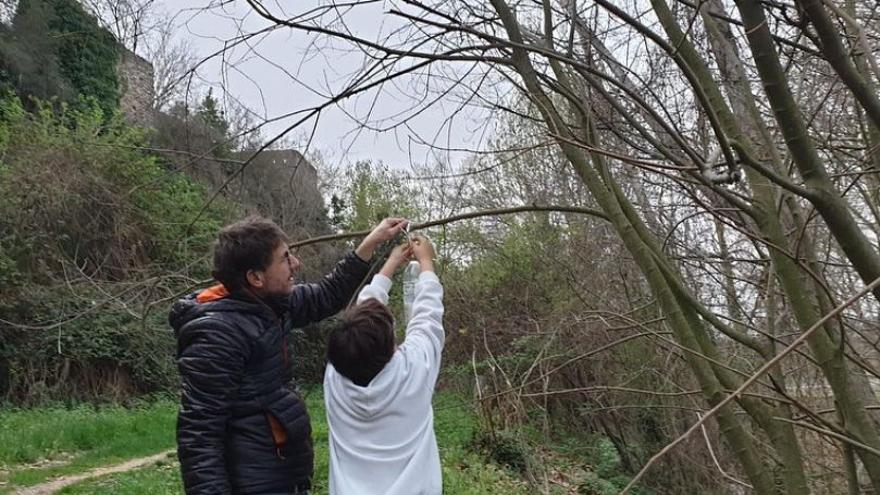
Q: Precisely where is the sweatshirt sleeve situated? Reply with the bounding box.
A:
[399,271,445,385]
[356,274,393,305]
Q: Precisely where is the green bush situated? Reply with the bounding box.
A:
[328,160,420,233]
[290,322,330,385]
[471,429,531,474]
[0,95,229,282]
[448,217,572,319]
[0,94,235,403]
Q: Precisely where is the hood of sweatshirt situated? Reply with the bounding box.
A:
[326,352,409,420]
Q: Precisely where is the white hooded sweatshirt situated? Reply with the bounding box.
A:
[323,270,445,495]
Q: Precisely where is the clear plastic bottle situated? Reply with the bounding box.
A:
[402,260,421,325]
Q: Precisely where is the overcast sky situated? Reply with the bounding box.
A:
[155,0,494,170]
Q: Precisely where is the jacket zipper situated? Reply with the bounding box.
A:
[266,311,288,459]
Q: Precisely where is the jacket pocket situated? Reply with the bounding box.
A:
[265,412,289,446]
[264,395,311,447]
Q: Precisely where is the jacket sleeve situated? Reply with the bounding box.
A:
[287,251,371,327]
[176,317,250,495]
[400,271,445,386]
[356,273,392,305]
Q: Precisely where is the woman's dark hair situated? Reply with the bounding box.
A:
[326,298,395,387]
[212,215,288,291]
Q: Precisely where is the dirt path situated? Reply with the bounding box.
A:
[12,449,176,495]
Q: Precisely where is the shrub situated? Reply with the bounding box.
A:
[471,429,531,474]
[0,94,235,403]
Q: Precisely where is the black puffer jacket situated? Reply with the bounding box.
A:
[169,251,370,494]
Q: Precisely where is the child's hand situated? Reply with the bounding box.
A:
[410,235,434,269]
[379,243,412,278]
[388,243,412,267]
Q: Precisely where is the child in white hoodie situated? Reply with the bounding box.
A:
[323,235,444,495]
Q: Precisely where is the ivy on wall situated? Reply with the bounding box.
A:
[0,0,120,117]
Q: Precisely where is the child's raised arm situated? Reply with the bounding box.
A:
[355,243,411,305]
[400,236,444,382]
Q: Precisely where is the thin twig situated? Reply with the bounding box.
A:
[772,416,880,458]
[698,412,753,490]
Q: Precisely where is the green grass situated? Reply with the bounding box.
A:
[433,394,528,494]
[0,399,177,490]
[2,390,528,494]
